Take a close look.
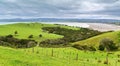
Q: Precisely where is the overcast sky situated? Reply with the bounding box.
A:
[0,0,120,19]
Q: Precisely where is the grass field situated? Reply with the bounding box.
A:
[0,23,120,66]
[0,46,120,66]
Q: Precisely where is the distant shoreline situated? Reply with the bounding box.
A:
[0,22,120,32]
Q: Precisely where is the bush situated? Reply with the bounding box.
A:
[39,34,42,37]
[40,39,68,45]
[98,60,102,63]
[89,46,96,51]
[28,35,33,38]
[6,34,13,38]
[104,60,108,64]
[99,38,118,51]
[72,44,96,51]
[0,36,37,48]
[99,45,105,51]
[14,31,18,35]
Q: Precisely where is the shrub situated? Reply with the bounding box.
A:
[72,44,96,51]
[104,60,108,64]
[14,31,18,35]
[39,34,42,37]
[89,46,96,51]
[99,38,118,51]
[6,34,13,38]
[99,45,105,51]
[28,35,33,38]
[98,60,102,63]
[118,60,120,62]
[0,36,37,48]
[40,39,68,45]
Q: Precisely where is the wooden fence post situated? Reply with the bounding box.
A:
[51,49,54,57]
[76,53,78,60]
[32,48,34,53]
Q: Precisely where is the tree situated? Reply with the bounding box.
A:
[14,31,18,36]
[39,34,42,38]
[99,38,118,51]
[28,35,33,38]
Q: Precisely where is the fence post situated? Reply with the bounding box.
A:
[51,49,54,57]
[76,53,78,60]
[106,53,109,65]
[115,60,117,66]
[32,48,34,53]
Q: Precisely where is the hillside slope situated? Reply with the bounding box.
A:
[73,31,120,47]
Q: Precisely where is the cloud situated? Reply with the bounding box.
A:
[0,0,120,19]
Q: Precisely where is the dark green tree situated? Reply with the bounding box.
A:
[39,34,42,38]
[28,35,33,38]
[14,31,18,36]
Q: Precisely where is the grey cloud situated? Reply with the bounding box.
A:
[0,0,120,19]
[90,0,118,3]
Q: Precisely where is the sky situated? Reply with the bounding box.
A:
[0,0,120,19]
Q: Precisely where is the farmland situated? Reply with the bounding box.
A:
[0,22,120,66]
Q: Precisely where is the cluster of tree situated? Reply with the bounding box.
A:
[40,27,102,46]
[0,35,37,48]
[99,38,118,51]
[40,38,69,47]
[72,44,96,51]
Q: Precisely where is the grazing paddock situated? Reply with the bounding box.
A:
[0,46,120,66]
[0,23,120,66]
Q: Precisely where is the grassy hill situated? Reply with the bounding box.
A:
[73,31,120,47]
[0,23,120,66]
[0,23,79,42]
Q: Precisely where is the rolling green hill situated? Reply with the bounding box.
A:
[0,23,120,66]
[73,31,120,47]
[0,23,79,42]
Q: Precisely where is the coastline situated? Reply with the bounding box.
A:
[0,22,120,32]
